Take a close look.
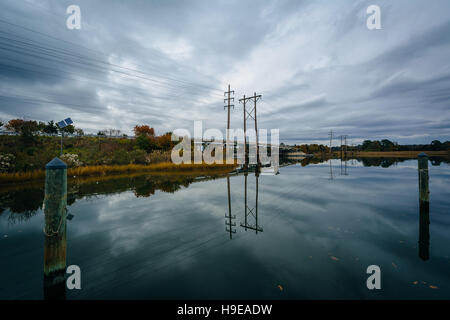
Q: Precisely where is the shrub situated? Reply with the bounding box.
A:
[0,153,15,172]
[112,149,132,165]
[61,153,83,167]
[129,149,147,164]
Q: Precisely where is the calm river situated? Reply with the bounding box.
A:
[1,158,449,299]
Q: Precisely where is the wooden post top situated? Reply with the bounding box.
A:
[46,157,67,170]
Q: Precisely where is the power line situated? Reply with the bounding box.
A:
[0,41,222,97]
[0,32,223,94]
[0,18,223,93]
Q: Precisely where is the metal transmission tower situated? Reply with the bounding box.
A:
[240,169,263,234]
[223,85,236,238]
[328,130,334,156]
[224,85,235,145]
[239,92,262,169]
[344,135,348,158]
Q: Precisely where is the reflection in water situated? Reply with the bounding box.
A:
[328,159,333,180]
[340,159,348,176]
[0,174,226,224]
[43,159,68,300]
[225,176,236,238]
[418,154,430,261]
[1,158,450,299]
[2,157,447,225]
[240,169,263,234]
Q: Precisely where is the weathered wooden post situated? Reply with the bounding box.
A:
[43,157,67,299]
[418,152,430,261]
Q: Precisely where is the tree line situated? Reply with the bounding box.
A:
[356,139,449,152]
[1,119,83,137]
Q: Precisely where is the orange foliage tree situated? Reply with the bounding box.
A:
[134,125,155,137]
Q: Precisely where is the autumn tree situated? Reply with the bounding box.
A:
[6,119,39,143]
[6,119,39,135]
[156,132,174,150]
[134,125,155,137]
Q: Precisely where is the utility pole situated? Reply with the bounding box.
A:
[340,135,343,159]
[223,85,236,238]
[328,130,334,157]
[239,92,262,169]
[224,85,235,146]
[345,135,348,158]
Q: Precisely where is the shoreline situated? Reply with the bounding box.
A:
[327,150,449,158]
[0,162,237,184]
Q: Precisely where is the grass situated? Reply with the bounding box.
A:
[0,162,237,184]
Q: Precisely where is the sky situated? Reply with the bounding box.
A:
[0,0,449,145]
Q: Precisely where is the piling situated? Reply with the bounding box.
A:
[43,157,67,299]
[418,152,430,261]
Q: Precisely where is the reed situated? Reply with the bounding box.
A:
[0,162,237,184]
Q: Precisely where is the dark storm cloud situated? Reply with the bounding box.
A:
[0,0,449,144]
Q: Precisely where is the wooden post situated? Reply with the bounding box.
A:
[43,157,67,299]
[418,152,430,261]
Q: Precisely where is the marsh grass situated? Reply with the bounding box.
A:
[0,162,237,184]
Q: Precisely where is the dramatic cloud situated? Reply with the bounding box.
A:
[0,0,449,144]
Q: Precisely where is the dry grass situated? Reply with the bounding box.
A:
[0,162,237,184]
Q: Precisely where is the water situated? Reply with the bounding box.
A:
[1,158,449,299]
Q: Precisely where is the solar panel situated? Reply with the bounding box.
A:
[64,118,73,125]
[57,120,67,128]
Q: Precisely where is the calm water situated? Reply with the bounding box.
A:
[1,158,450,299]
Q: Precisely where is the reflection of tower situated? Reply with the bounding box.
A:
[328,159,334,180]
[240,169,263,234]
[328,130,333,157]
[225,176,236,239]
[344,159,348,176]
[418,153,430,261]
[344,135,348,158]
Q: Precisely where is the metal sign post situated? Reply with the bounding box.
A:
[57,118,73,156]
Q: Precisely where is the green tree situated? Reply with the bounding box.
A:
[43,120,58,134]
[75,128,84,136]
[431,140,442,151]
[381,139,394,151]
[362,140,372,150]
[135,135,158,152]
[60,124,75,134]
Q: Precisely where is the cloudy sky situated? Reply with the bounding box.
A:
[0,0,449,145]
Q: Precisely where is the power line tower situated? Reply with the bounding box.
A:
[239,93,262,167]
[239,92,262,169]
[328,130,334,156]
[224,84,235,145]
[344,135,348,158]
[223,85,236,238]
[340,135,343,159]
